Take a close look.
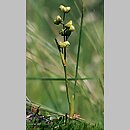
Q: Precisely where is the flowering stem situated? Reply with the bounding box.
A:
[54,38,70,106]
[62,13,70,106]
[62,13,66,53]
[64,66,70,105]
[54,5,73,115]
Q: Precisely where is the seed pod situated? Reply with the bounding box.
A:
[58,41,70,48]
[65,20,72,28]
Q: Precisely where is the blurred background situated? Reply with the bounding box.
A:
[26,0,104,125]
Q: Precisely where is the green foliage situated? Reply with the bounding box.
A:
[26,116,103,130]
[27,121,103,130]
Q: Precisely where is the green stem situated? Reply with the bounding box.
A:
[64,66,70,105]
[54,38,70,106]
[62,12,70,108]
[62,13,66,53]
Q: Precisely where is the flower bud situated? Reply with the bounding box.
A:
[64,7,71,13]
[59,5,65,12]
[54,15,62,25]
[65,20,72,28]
[59,5,71,13]
[58,41,70,48]
[69,25,75,31]
[56,15,62,22]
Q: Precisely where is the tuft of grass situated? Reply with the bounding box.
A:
[26,100,103,130]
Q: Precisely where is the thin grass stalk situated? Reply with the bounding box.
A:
[74,0,84,99]
[27,53,59,111]
[98,78,104,95]
[26,100,64,116]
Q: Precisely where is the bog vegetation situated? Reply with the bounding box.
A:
[26,0,104,129]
